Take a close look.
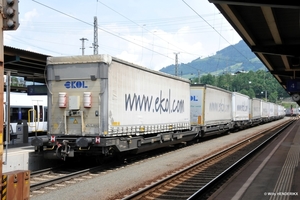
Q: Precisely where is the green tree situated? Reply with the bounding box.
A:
[200,74,216,85]
[190,70,289,103]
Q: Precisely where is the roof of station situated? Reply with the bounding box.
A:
[4,45,49,84]
[209,1,300,100]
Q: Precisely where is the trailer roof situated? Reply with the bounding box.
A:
[47,54,191,84]
[47,54,112,65]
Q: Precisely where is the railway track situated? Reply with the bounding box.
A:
[30,165,101,197]
[31,167,92,190]
[29,139,196,198]
[121,119,294,200]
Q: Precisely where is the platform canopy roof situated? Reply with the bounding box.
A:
[4,46,49,84]
[209,1,300,101]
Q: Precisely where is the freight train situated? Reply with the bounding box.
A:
[31,54,286,160]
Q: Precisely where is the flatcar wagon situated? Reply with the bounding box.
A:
[190,84,233,137]
[32,54,194,160]
[31,55,287,161]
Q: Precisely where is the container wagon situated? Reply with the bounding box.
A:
[32,55,194,160]
[278,105,285,119]
[190,84,233,137]
[231,92,250,129]
[261,100,270,122]
[249,98,262,126]
[273,103,278,120]
[269,102,275,121]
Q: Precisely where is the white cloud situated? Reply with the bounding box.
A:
[4,1,242,72]
[22,9,38,25]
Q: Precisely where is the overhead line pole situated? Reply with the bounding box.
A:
[174,52,180,76]
[80,38,88,55]
[93,16,98,55]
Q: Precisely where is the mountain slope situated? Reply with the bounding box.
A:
[159,40,266,78]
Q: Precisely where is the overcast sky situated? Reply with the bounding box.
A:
[4,0,242,71]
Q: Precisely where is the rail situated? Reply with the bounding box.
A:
[121,119,294,199]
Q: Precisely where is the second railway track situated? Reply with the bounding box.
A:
[121,119,294,200]
[29,136,206,198]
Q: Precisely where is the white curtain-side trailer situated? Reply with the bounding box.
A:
[261,100,270,122]
[190,84,233,137]
[231,92,250,129]
[249,98,262,125]
[32,55,195,160]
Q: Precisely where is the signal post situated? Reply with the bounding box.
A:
[1,1,30,199]
[0,2,4,197]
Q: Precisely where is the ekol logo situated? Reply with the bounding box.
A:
[190,95,198,101]
[64,81,88,89]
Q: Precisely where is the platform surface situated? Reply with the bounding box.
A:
[2,137,55,173]
[211,118,300,200]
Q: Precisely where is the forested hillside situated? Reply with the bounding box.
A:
[159,40,265,78]
[189,70,290,103]
[159,40,291,103]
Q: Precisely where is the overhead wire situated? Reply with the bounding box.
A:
[22,1,234,60]
[32,0,175,60]
[30,0,234,60]
[182,0,255,68]
[5,34,71,55]
[97,1,195,56]
[27,0,246,74]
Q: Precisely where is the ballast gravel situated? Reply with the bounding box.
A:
[31,117,290,200]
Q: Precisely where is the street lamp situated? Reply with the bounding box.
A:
[261,91,267,101]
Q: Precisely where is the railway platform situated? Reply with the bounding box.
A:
[2,137,57,173]
[210,118,300,200]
